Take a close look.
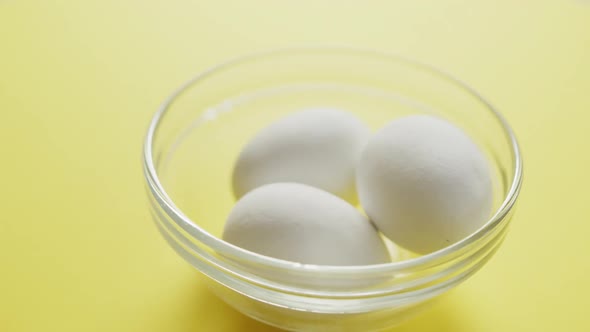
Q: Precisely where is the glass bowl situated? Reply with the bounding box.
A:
[143,47,522,332]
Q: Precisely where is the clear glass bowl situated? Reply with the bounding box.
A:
[143,47,522,332]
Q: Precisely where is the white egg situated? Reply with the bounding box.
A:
[232,108,370,203]
[223,182,390,266]
[357,115,493,254]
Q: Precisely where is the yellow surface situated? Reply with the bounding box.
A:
[1,1,589,331]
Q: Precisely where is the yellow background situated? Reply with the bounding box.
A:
[1,1,589,331]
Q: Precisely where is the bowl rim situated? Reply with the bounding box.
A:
[143,45,523,274]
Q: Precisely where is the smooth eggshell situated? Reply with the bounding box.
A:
[223,182,390,266]
[357,115,493,254]
[232,108,370,203]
